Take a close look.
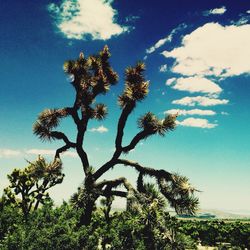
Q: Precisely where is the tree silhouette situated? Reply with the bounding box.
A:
[3,156,64,219]
[33,46,198,225]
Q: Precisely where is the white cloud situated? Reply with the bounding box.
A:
[166,76,222,94]
[26,149,55,155]
[0,149,21,158]
[165,109,216,116]
[62,151,78,158]
[146,37,171,54]
[89,125,108,133]
[247,10,250,14]
[234,16,249,26]
[26,149,78,158]
[0,148,78,159]
[162,23,250,77]
[172,96,229,106]
[125,15,140,23]
[166,78,176,85]
[176,118,217,128]
[48,0,128,40]
[203,6,227,16]
[159,64,168,72]
[146,23,187,54]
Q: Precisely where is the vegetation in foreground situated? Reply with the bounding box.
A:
[1,197,250,249]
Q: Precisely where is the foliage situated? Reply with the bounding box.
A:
[180,219,250,248]
[0,199,22,243]
[0,201,82,250]
[0,200,197,250]
[2,156,64,218]
[1,196,250,249]
[33,46,198,225]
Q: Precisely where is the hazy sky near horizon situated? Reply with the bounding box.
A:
[0,0,250,211]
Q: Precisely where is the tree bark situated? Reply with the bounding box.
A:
[79,200,95,226]
[78,184,99,226]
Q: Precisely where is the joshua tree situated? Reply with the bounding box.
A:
[33,46,198,225]
[3,156,64,219]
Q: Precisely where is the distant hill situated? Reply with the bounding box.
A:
[112,206,250,219]
[199,209,250,219]
[175,209,250,219]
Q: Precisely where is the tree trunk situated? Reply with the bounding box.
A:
[144,224,157,250]
[78,184,99,226]
[79,199,96,226]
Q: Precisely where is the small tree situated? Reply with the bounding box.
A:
[33,46,198,225]
[3,156,64,219]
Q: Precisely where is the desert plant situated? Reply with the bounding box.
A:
[3,156,64,219]
[33,46,198,225]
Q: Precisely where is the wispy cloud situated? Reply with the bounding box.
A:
[160,22,250,128]
[26,149,55,155]
[162,23,250,77]
[230,12,250,26]
[176,118,217,128]
[172,96,229,107]
[235,17,249,25]
[165,109,216,116]
[89,125,108,133]
[62,151,78,158]
[48,0,129,40]
[0,148,78,158]
[146,23,187,54]
[125,15,140,23]
[146,37,171,54]
[0,149,22,158]
[26,149,78,158]
[203,6,227,16]
[159,64,168,72]
[166,76,222,94]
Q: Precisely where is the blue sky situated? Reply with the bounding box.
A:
[0,0,250,212]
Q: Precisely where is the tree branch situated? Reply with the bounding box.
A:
[101,190,127,198]
[97,177,134,199]
[49,131,76,159]
[76,117,90,174]
[68,89,90,174]
[93,103,136,180]
[55,144,74,159]
[93,159,116,181]
[115,159,172,180]
[122,129,153,153]
[96,177,127,189]
[115,103,135,150]
[115,159,199,214]
[67,107,80,125]
[93,114,155,180]
[50,131,75,145]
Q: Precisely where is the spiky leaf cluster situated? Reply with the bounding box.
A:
[118,62,149,107]
[33,108,69,141]
[93,103,108,120]
[138,112,177,136]
[34,46,118,143]
[137,181,166,210]
[64,45,118,105]
[158,174,198,215]
[70,186,98,211]
[138,112,158,130]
